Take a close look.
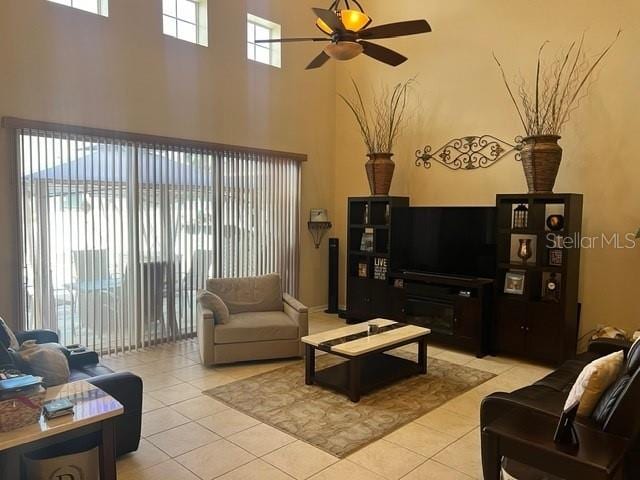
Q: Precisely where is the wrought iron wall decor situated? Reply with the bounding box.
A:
[415,135,523,171]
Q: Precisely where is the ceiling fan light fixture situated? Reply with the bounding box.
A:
[324,41,364,61]
[339,9,371,32]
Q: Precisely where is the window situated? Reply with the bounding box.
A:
[48,0,109,16]
[10,120,301,354]
[163,0,208,46]
[247,14,282,68]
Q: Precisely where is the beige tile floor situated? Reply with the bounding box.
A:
[110,311,553,480]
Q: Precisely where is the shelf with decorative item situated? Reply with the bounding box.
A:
[350,250,389,258]
[498,263,562,273]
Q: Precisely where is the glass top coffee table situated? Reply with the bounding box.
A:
[302,319,431,402]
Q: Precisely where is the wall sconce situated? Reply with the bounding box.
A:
[308,209,332,249]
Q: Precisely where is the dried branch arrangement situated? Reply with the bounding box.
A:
[494,31,621,137]
[339,78,415,154]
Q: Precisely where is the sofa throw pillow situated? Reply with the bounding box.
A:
[17,340,70,387]
[0,317,19,350]
[564,350,624,417]
[197,290,230,325]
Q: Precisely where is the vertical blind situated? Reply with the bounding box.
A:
[12,122,301,354]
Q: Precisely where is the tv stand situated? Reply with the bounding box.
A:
[389,271,493,358]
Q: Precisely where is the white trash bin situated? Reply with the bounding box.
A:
[23,446,100,480]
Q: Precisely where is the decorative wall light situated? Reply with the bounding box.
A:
[415,135,523,171]
[308,209,332,249]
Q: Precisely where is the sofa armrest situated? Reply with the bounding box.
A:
[588,338,632,357]
[15,329,59,345]
[480,391,563,429]
[88,372,142,457]
[69,351,100,369]
[283,293,308,313]
[284,298,309,343]
[197,302,216,366]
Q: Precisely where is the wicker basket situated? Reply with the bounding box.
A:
[520,135,563,193]
[0,386,46,432]
[365,153,395,196]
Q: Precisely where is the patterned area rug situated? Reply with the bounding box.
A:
[204,351,494,458]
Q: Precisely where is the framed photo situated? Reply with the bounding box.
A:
[504,271,526,295]
[358,261,368,278]
[549,248,563,267]
[360,228,374,252]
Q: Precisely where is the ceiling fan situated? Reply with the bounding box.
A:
[255,0,432,70]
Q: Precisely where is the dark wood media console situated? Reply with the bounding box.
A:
[388,271,493,358]
[343,194,582,363]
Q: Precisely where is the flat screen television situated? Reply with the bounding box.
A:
[392,206,497,279]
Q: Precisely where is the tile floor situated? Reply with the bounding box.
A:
[110,311,553,480]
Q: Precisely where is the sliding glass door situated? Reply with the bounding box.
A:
[15,126,300,354]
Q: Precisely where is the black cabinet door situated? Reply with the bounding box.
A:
[390,285,406,321]
[371,281,394,319]
[454,297,481,341]
[347,277,372,320]
[495,298,527,355]
[525,302,564,364]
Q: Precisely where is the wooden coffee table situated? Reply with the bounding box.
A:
[302,319,431,402]
[0,380,123,480]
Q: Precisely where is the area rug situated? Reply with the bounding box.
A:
[204,351,494,458]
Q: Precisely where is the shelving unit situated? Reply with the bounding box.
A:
[345,196,409,323]
[494,193,583,364]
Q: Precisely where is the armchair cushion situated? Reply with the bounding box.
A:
[214,311,298,344]
[207,273,283,314]
[196,290,230,325]
[0,317,18,349]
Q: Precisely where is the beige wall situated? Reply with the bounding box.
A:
[0,0,336,329]
[334,0,640,337]
[2,0,639,340]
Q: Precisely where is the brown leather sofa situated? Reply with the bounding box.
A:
[481,338,640,479]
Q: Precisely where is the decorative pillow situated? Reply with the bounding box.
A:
[0,316,19,350]
[196,290,230,325]
[17,340,70,387]
[564,350,624,417]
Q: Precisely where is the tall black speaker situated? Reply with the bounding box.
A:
[326,238,339,314]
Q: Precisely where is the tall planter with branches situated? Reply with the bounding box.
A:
[339,79,414,196]
[494,32,620,193]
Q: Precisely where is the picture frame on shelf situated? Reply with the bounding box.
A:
[504,270,526,295]
[360,228,374,252]
[358,261,368,278]
[548,248,563,267]
[373,257,388,280]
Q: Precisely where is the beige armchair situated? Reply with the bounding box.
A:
[197,274,308,366]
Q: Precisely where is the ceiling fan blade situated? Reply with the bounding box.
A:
[255,37,329,44]
[312,7,345,32]
[360,41,407,67]
[306,51,331,70]
[358,20,432,40]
